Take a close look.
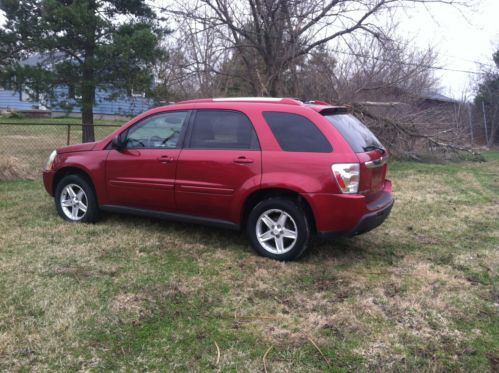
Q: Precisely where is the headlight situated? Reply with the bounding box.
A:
[45,150,57,171]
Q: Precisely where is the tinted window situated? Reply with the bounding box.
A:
[263,112,332,152]
[126,111,188,149]
[188,110,259,149]
[324,114,383,153]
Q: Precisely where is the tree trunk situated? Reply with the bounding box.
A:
[487,105,498,147]
[81,55,95,143]
[266,65,280,97]
[268,77,279,97]
[487,123,498,147]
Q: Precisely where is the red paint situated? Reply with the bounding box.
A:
[106,148,181,210]
[43,98,393,235]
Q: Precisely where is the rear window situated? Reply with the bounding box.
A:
[324,114,383,153]
[263,112,332,152]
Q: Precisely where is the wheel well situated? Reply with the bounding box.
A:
[53,167,97,201]
[241,188,316,232]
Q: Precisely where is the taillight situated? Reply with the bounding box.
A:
[331,163,360,194]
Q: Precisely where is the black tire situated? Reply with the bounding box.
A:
[54,174,100,223]
[247,197,310,261]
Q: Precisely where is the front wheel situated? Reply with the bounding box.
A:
[55,175,99,223]
[247,197,310,261]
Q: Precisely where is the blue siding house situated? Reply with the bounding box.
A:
[0,89,45,111]
[0,86,154,116]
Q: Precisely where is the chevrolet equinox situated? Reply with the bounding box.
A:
[43,97,394,261]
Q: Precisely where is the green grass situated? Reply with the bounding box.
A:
[0,153,498,371]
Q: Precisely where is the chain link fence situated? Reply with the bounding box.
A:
[0,122,121,178]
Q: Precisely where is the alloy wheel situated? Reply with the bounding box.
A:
[60,184,88,221]
[256,208,298,254]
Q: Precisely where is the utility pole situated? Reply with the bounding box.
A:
[468,103,474,146]
[481,101,489,145]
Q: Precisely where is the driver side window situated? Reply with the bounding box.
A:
[126,111,189,149]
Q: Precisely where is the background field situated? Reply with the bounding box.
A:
[0,119,123,176]
[0,152,498,371]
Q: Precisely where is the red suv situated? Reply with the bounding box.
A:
[43,98,393,260]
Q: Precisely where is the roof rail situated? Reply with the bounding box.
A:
[175,97,303,106]
[304,100,331,106]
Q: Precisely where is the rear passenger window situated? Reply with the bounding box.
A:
[188,110,259,150]
[263,112,332,152]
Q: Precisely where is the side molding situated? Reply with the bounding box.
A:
[101,205,240,230]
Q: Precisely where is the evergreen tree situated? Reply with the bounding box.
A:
[0,0,167,142]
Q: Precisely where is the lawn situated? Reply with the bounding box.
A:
[0,153,498,371]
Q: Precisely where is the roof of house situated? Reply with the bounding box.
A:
[420,92,459,104]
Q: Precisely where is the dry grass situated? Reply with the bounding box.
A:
[0,156,33,181]
[0,153,498,371]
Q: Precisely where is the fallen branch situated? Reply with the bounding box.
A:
[263,345,273,373]
[214,341,220,365]
[357,101,408,107]
[352,103,482,158]
[306,335,331,367]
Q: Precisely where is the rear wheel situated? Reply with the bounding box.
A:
[55,175,99,222]
[247,197,310,261]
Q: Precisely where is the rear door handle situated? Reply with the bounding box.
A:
[157,155,174,163]
[233,156,254,164]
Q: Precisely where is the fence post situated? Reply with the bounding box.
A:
[67,124,71,145]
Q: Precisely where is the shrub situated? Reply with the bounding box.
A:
[8,111,25,119]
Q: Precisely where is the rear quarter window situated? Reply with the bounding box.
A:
[263,112,332,152]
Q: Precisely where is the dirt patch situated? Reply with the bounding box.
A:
[111,293,153,320]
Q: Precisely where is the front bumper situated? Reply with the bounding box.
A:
[43,170,55,196]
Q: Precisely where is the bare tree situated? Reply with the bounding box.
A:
[154,15,242,100]
[169,0,464,96]
[289,27,475,158]
[154,0,478,158]
[475,49,499,147]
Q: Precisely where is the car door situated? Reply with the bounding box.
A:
[175,109,262,221]
[106,110,190,211]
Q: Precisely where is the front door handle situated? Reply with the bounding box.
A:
[233,156,254,164]
[157,155,174,163]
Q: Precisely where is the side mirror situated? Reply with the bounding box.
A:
[111,133,126,150]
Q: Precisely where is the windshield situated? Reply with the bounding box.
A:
[324,114,384,153]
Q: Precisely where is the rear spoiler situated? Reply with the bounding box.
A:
[318,106,352,115]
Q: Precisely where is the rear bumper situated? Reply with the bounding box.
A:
[345,197,393,236]
[311,180,394,238]
[317,197,394,238]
